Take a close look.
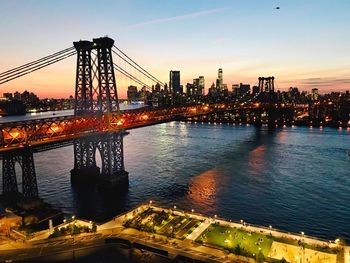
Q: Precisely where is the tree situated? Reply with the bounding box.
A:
[233,244,243,255]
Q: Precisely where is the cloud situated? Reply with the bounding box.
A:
[127,7,228,29]
[296,77,350,86]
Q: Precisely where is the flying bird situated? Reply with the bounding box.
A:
[275,7,280,9]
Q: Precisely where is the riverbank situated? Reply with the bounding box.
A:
[1,203,348,262]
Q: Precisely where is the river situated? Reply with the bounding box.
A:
[1,107,350,241]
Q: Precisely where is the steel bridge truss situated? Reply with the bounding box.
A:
[2,149,38,199]
[71,131,126,186]
[0,105,212,151]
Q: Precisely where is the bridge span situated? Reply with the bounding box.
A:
[0,36,301,202]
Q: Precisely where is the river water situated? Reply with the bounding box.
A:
[1,107,350,241]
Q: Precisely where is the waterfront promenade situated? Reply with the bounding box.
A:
[0,204,348,262]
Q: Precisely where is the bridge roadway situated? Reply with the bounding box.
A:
[0,105,215,153]
[0,102,308,154]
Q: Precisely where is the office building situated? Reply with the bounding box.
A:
[169,70,181,94]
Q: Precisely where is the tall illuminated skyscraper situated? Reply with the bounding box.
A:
[198,76,205,95]
[218,68,223,89]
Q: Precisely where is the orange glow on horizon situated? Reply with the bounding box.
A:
[1,60,349,99]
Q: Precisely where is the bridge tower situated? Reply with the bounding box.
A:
[71,37,128,188]
[255,76,279,128]
[258,76,275,93]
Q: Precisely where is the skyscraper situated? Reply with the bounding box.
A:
[218,68,223,89]
[198,76,205,95]
[169,70,181,94]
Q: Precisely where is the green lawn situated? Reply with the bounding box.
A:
[197,224,273,258]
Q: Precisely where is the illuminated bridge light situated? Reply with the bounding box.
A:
[115,118,124,126]
[51,125,61,133]
[10,131,21,139]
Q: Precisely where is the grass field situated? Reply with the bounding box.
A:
[196,224,273,258]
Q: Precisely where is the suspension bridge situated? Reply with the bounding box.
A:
[0,36,299,200]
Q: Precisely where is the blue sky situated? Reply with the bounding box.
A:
[0,0,349,97]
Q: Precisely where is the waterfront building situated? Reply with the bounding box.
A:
[232,83,250,97]
[127,85,138,101]
[154,83,161,93]
[239,83,250,95]
[189,76,205,97]
[252,85,260,96]
[3,93,13,100]
[311,88,319,101]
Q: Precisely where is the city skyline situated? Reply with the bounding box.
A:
[1,0,350,98]
[0,1,350,260]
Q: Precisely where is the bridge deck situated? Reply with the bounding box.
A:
[0,105,213,153]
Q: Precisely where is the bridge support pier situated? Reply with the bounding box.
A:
[2,149,39,200]
[267,108,278,128]
[2,153,18,197]
[71,131,128,189]
[71,137,100,185]
[98,132,129,188]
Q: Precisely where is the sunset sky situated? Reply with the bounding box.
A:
[0,0,350,98]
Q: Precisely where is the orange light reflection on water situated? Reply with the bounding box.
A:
[248,145,266,173]
[187,168,222,207]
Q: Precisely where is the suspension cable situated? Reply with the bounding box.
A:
[0,47,75,78]
[114,63,152,90]
[91,50,151,90]
[112,49,162,87]
[113,45,164,86]
[0,51,76,84]
[0,50,76,82]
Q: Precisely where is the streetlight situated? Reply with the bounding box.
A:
[191,209,194,213]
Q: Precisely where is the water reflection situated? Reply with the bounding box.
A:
[248,145,267,174]
[188,168,220,206]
